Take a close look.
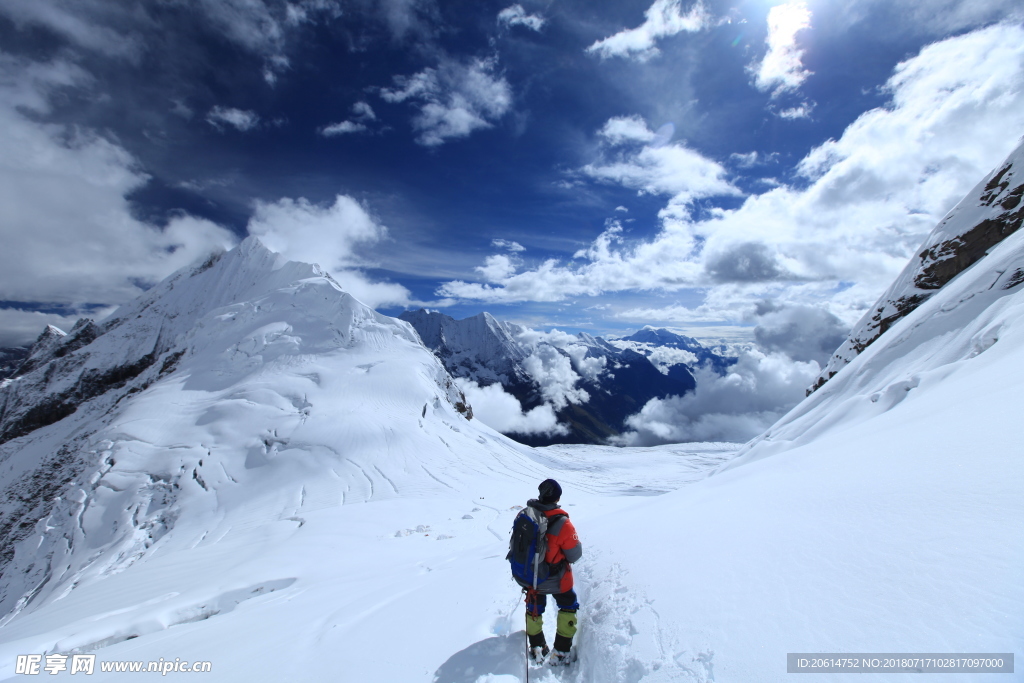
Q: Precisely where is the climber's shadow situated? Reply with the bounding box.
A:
[432,631,526,683]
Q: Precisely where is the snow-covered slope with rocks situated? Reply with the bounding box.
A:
[0,237,497,618]
[809,138,1024,394]
[729,164,1024,469]
[398,310,531,387]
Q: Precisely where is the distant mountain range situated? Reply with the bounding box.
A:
[0,348,28,382]
[399,310,734,446]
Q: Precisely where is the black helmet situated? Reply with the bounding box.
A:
[538,478,562,504]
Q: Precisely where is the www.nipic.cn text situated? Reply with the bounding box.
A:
[16,654,213,676]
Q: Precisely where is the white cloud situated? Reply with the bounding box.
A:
[475,254,517,282]
[193,0,339,80]
[777,102,814,119]
[439,24,1024,326]
[513,328,609,401]
[351,101,376,121]
[562,344,607,382]
[607,339,699,373]
[320,121,368,136]
[491,238,525,252]
[583,144,739,203]
[0,0,142,60]
[522,344,590,409]
[196,0,284,55]
[752,302,848,364]
[320,101,377,136]
[730,151,758,167]
[380,56,512,146]
[246,195,412,308]
[497,5,545,32]
[171,99,194,119]
[613,350,820,445]
[839,0,1021,37]
[0,0,343,83]
[597,115,657,144]
[455,378,567,436]
[206,106,260,132]
[372,0,435,42]
[0,55,237,343]
[587,0,709,62]
[750,1,813,96]
[581,116,740,209]
[449,325,611,435]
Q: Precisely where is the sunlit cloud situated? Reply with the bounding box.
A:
[380,56,512,146]
[749,1,813,96]
[587,0,709,62]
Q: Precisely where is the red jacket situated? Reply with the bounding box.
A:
[542,506,582,592]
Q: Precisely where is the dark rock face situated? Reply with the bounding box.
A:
[1002,268,1024,290]
[809,140,1024,395]
[0,351,159,444]
[0,440,91,571]
[10,325,66,379]
[914,177,1024,290]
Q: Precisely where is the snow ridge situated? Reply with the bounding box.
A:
[732,180,1024,467]
[809,138,1024,394]
[0,237,506,623]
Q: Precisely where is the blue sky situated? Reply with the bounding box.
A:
[1,0,1023,351]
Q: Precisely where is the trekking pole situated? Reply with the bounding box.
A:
[523,587,529,683]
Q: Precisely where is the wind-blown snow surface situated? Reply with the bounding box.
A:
[1,235,1021,681]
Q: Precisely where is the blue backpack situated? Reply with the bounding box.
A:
[508,507,565,590]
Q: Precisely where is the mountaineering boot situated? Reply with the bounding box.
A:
[527,630,549,662]
[551,609,578,665]
[526,612,548,661]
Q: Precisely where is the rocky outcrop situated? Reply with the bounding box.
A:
[810,139,1024,395]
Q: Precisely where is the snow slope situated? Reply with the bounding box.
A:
[0,239,738,681]
[570,176,1024,679]
[810,138,1024,394]
[1,223,1021,682]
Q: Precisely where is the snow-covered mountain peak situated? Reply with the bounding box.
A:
[619,326,700,350]
[0,238,534,621]
[398,309,528,383]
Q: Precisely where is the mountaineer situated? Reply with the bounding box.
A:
[507,478,583,665]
